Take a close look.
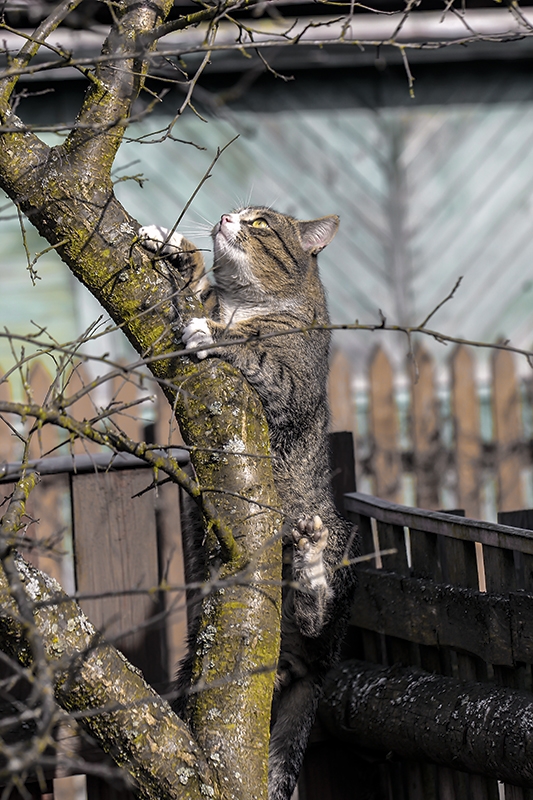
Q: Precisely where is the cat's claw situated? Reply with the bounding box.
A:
[293,515,328,551]
[138,225,183,254]
[182,317,215,360]
[292,515,329,590]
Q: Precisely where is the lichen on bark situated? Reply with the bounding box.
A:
[0,1,283,798]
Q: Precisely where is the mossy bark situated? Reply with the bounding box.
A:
[0,2,282,798]
[0,555,213,800]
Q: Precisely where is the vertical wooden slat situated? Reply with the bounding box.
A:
[24,473,71,587]
[368,346,401,502]
[376,521,408,573]
[497,509,533,593]
[409,525,442,582]
[71,469,164,686]
[483,543,519,593]
[154,384,185,448]
[408,527,456,796]
[65,362,106,454]
[28,362,60,459]
[328,348,355,435]
[492,349,524,513]
[111,363,146,443]
[410,344,441,509]
[504,786,526,800]
[0,364,16,463]
[450,346,482,518]
[330,431,357,514]
[157,480,188,677]
[492,507,533,788]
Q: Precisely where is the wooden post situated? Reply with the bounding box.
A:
[492,348,524,513]
[450,346,482,519]
[368,346,401,502]
[329,431,356,514]
[410,344,441,509]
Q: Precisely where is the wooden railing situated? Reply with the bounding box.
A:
[308,490,533,800]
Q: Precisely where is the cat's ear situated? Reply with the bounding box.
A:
[298,215,339,254]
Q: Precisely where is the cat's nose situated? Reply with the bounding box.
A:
[221,214,232,225]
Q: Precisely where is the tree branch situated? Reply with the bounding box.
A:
[0,551,214,800]
[0,2,282,797]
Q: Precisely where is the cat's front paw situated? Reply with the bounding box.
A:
[182,317,215,360]
[138,225,183,255]
[292,515,329,590]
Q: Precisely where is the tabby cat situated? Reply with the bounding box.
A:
[140,207,358,800]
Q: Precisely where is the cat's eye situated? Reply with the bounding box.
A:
[251,218,269,229]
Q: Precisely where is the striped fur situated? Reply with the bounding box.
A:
[141,207,359,800]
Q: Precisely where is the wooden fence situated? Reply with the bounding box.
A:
[328,342,533,519]
[301,486,533,800]
[0,452,190,800]
[0,359,189,798]
[4,350,533,797]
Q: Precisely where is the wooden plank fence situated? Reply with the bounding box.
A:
[4,346,533,798]
[311,488,533,800]
[0,359,189,799]
[333,342,533,519]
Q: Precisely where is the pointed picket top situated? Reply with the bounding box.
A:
[328,347,355,434]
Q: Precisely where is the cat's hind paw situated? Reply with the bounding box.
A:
[182,317,215,360]
[292,515,329,590]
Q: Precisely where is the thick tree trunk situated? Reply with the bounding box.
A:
[321,659,533,788]
[0,2,282,798]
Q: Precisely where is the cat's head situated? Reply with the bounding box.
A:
[211,206,339,300]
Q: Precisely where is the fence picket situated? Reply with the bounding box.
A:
[492,349,525,513]
[27,362,60,459]
[328,348,355,435]
[410,344,441,509]
[0,365,16,463]
[450,345,482,518]
[368,346,401,502]
[71,469,165,687]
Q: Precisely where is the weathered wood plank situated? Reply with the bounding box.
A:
[350,568,518,666]
[376,520,409,573]
[492,349,524,513]
[410,344,441,510]
[450,346,482,518]
[345,493,533,555]
[329,431,357,515]
[156,480,188,678]
[368,346,401,502]
[498,509,533,594]
[71,469,164,686]
[328,348,355,436]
